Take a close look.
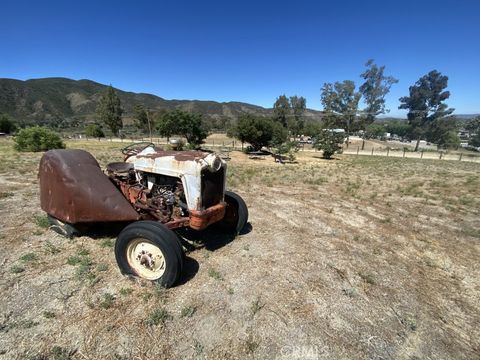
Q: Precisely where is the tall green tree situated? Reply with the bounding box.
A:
[156,110,208,147]
[134,104,149,132]
[289,96,306,135]
[273,95,291,127]
[320,80,361,145]
[156,111,178,141]
[399,70,454,151]
[96,85,123,136]
[228,115,281,151]
[466,116,480,147]
[359,59,398,149]
[85,123,105,138]
[0,114,16,134]
[426,117,459,149]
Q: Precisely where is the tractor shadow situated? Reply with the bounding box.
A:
[176,222,253,251]
[69,221,252,286]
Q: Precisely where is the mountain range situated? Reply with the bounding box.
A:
[0,77,324,127]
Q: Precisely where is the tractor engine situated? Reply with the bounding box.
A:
[106,162,188,224]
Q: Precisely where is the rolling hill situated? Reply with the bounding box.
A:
[0,77,323,127]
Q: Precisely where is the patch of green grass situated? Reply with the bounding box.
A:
[77,248,89,256]
[100,239,114,248]
[142,292,153,302]
[20,319,39,329]
[245,333,259,354]
[45,241,61,254]
[193,340,204,355]
[401,315,417,331]
[462,227,480,238]
[20,252,38,262]
[99,293,115,309]
[119,287,133,296]
[34,214,50,229]
[66,255,81,265]
[146,307,172,326]
[208,268,223,280]
[50,346,73,360]
[43,311,56,319]
[0,191,14,199]
[359,272,377,285]
[250,298,264,317]
[10,264,25,274]
[181,305,196,318]
[342,287,357,298]
[96,263,108,272]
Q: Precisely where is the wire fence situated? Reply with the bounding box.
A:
[68,135,480,163]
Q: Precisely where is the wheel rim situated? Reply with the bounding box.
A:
[126,238,166,280]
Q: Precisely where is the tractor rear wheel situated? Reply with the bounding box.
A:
[215,191,248,234]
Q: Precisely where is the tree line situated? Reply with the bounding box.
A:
[2,59,479,157]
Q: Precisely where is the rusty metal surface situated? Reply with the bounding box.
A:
[137,150,210,162]
[189,203,226,230]
[39,149,140,224]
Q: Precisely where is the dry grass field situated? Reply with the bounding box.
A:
[0,138,479,359]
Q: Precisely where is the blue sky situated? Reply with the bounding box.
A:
[1,0,479,116]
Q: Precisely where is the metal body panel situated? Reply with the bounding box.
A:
[39,149,140,224]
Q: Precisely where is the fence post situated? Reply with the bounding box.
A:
[386,148,389,157]
[356,146,359,155]
[213,139,214,147]
[439,152,443,160]
[459,153,463,161]
[403,148,406,158]
[421,150,424,159]
[371,147,374,156]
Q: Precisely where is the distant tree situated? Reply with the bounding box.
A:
[156,111,179,141]
[228,115,276,151]
[85,124,105,138]
[289,96,307,135]
[466,116,480,147]
[426,117,460,149]
[270,121,289,147]
[465,116,480,134]
[96,85,123,136]
[365,123,385,139]
[156,110,208,147]
[359,59,398,149]
[0,114,16,134]
[273,95,291,127]
[302,121,322,137]
[399,70,454,151]
[384,120,411,139]
[177,111,209,146]
[321,81,361,145]
[134,104,149,132]
[313,130,345,159]
[14,126,65,152]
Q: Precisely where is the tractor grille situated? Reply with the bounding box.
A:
[201,167,225,209]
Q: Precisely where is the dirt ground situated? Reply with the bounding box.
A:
[0,138,479,360]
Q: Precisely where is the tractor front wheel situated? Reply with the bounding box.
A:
[115,221,183,287]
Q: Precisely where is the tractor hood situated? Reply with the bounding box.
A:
[126,147,226,210]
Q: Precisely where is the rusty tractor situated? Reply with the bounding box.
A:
[39,142,248,287]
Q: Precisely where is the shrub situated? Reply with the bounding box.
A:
[313,130,345,159]
[85,124,105,138]
[14,126,65,152]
